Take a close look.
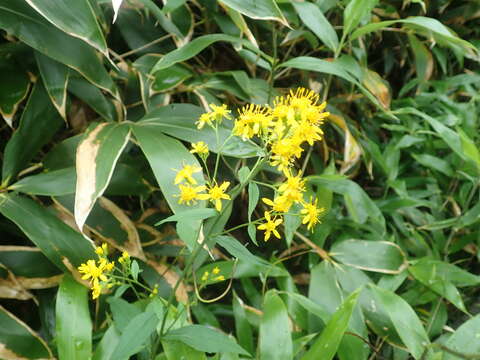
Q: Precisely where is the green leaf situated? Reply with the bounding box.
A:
[2,82,63,184]
[151,34,269,73]
[259,290,293,360]
[409,258,478,313]
[350,20,397,40]
[280,56,355,82]
[351,16,476,51]
[74,122,130,231]
[411,154,454,176]
[0,305,53,359]
[107,298,142,333]
[343,0,379,36]
[408,34,433,83]
[219,0,288,27]
[0,0,117,96]
[307,175,385,231]
[109,311,159,360]
[35,51,69,120]
[9,167,76,196]
[164,324,250,356]
[457,127,480,170]
[301,289,360,360]
[156,208,218,226]
[282,292,330,324]
[56,275,92,360]
[291,1,338,52]
[0,193,96,270]
[233,292,254,355]
[68,77,118,121]
[0,246,61,278]
[137,103,260,158]
[369,284,430,359]
[330,239,407,274]
[215,235,272,269]
[444,314,480,360]
[0,60,29,127]
[131,123,206,214]
[24,0,107,56]
[152,64,192,92]
[162,340,207,360]
[93,325,121,360]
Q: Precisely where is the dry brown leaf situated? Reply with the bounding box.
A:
[362,69,391,109]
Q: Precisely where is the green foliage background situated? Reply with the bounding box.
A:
[0,0,480,359]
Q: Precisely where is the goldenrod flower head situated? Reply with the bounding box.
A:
[233,104,272,140]
[278,173,306,203]
[212,266,220,275]
[190,141,209,156]
[262,196,293,213]
[174,164,202,185]
[78,257,114,299]
[177,184,207,206]
[105,261,115,272]
[294,121,323,145]
[92,282,102,299]
[199,181,231,211]
[257,211,283,241]
[288,88,320,109]
[209,104,231,121]
[196,112,213,129]
[301,197,325,231]
[78,259,108,283]
[95,243,108,256]
[270,138,303,173]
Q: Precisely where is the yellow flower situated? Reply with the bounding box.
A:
[212,266,220,275]
[294,120,323,146]
[262,196,293,213]
[233,104,272,140]
[270,138,303,174]
[105,261,114,272]
[301,198,325,231]
[190,141,209,156]
[214,275,225,281]
[78,258,114,299]
[196,112,213,129]
[201,271,209,282]
[278,173,306,203]
[177,184,207,206]
[92,282,102,299]
[174,164,202,185]
[119,250,130,264]
[257,212,283,241]
[95,243,108,256]
[78,259,108,284]
[209,104,231,121]
[199,181,231,211]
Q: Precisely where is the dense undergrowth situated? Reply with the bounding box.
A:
[1,0,480,359]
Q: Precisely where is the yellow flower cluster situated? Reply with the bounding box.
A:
[189,88,328,241]
[78,244,115,299]
[233,88,328,240]
[234,88,329,174]
[201,266,225,282]
[175,162,231,211]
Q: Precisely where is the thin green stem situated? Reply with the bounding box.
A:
[159,156,267,336]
